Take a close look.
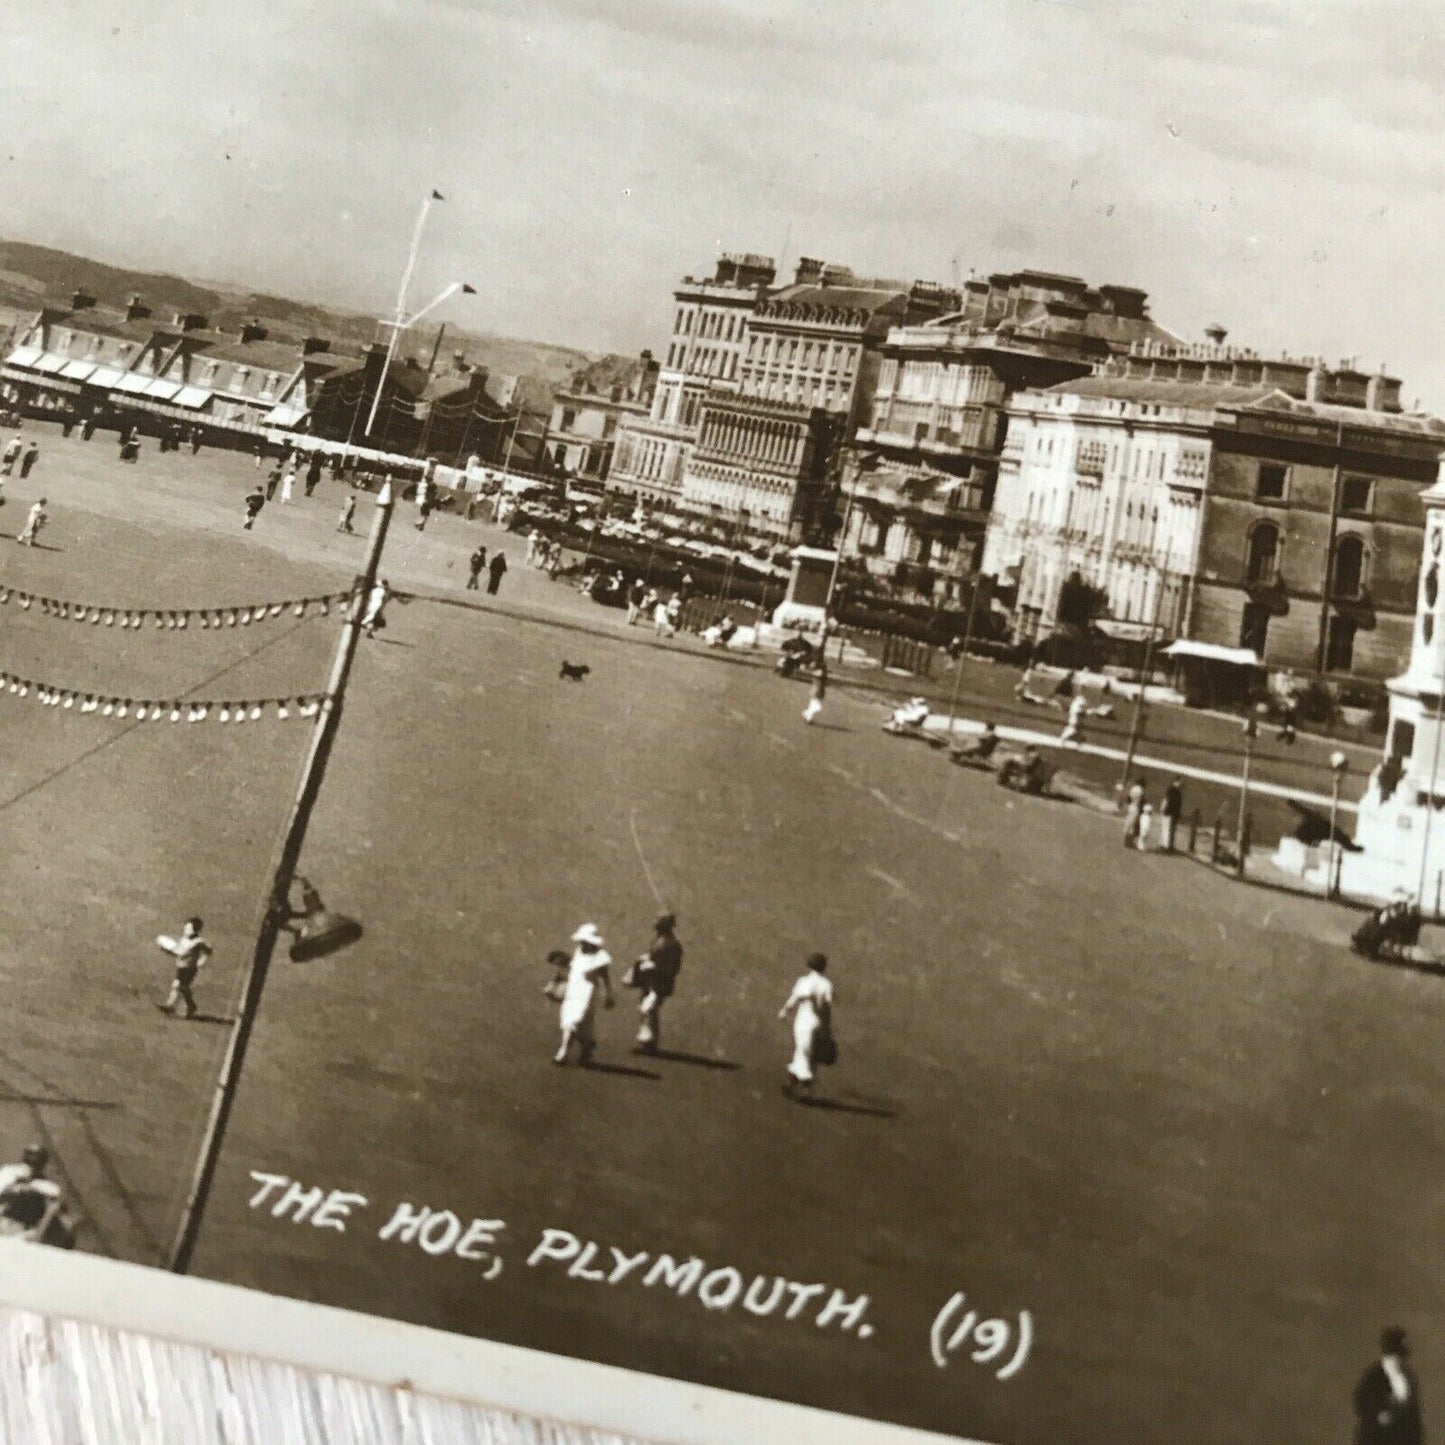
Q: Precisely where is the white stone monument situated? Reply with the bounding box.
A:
[770,546,836,635]
[1340,462,1445,904]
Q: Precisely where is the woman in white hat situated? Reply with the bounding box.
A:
[554,922,614,1066]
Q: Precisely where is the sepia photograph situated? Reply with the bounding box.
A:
[0,3,1442,1442]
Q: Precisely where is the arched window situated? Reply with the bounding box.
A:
[1245,522,1280,585]
[1333,533,1367,599]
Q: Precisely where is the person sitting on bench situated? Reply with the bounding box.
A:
[951,721,1000,762]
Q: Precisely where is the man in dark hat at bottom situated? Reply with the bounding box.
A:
[1354,1327,1424,1445]
[630,913,683,1055]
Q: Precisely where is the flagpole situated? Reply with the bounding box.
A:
[364,191,444,442]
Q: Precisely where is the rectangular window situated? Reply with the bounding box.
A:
[1240,601,1271,657]
[1325,613,1357,673]
[560,408,577,431]
[1340,475,1374,514]
[1256,462,1288,500]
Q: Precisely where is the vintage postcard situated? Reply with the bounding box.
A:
[0,3,1440,1442]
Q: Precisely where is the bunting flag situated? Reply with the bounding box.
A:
[0,587,351,630]
[0,671,327,723]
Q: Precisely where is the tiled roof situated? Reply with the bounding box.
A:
[760,284,906,315]
[1248,393,1445,437]
[1047,376,1284,408]
[40,308,165,344]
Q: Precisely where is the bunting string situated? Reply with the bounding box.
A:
[0,587,353,630]
[0,670,327,723]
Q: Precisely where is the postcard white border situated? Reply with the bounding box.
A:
[0,1247,993,1445]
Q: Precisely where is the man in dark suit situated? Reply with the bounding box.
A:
[1354,1327,1423,1444]
[631,913,683,1055]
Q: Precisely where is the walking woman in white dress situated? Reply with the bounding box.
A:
[554,922,614,1066]
[779,952,834,1097]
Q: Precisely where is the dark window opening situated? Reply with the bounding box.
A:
[1332,534,1366,600]
[1246,524,1280,585]
[1256,463,1287,500]
[1325,613,1358,673]
[1340,476,1374,514]
[1240,601,1271,656]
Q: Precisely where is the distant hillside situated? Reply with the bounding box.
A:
[0,239,616,418]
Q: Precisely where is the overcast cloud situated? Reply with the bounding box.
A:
[1,0,1441,405]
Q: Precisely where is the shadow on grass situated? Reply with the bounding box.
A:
[582,1059,661,1081]
[809,722,853,734]
[1370,953,1445,980]
[648,1049,741,1071]
[187,1012,235,1026]
[0,1093,118,1110]
[797,1094,897,1119]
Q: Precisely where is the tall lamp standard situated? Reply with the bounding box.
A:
[362,189,475,444]
[1236,704,1264,869]
[1326,750,1348,899]
[168,481,395,1274]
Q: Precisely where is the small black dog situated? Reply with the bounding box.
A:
[559,660,591,681]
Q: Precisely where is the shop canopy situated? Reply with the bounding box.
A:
[1161,640,1262,668]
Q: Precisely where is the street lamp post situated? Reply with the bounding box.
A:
[168,483,396,1274]
[1236,707,1260,867]
[1326,750,1348,899]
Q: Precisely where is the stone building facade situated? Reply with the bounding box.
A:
[679,263,959,540]
[843,270,1178,602]
[545,352,659,484]
[982,345,1445,680]
[609,254,775,504]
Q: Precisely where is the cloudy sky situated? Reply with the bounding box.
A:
[3,1,1442,404]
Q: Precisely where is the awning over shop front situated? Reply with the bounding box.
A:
[31,352,70,375]
[172,386,213,409]
[1161,640,1262,667]
[111,372,155,395]
[87,366,126,389]
[0,366,80,395]
[60,360,97,381]
[6,345,42,369]
[263,403,307,427]
[141,378,182,400]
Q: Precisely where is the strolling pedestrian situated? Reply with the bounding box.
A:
[81,415,96,441]
[1123,781,1145,848]
[802,659,828,724]
[1138,802,1156,852]
[628,913,683,1055]
[336,492,356,533]
[553,922,615,1066]
[1060,692,1087,745]
[626,578,646,625]
[19,443,39,480]
[525,528,540,566]
[305,453,322,497]
[361,579,391,636]
[155,917,213,1019]
[265,463,282,500]
[654,595,675,637]
[1162,778,1184,852]
[546,540,562,579]
[190,426,202,455]
[467,545,487,590]
[487,549,508,596]
[16,497,46,546]
[779,952,835,1098]
[679,570,694,604]
[243,485,265,530]
[280,463,296,504]
[1352,1327,1422,1445]
[1,434,20,478]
